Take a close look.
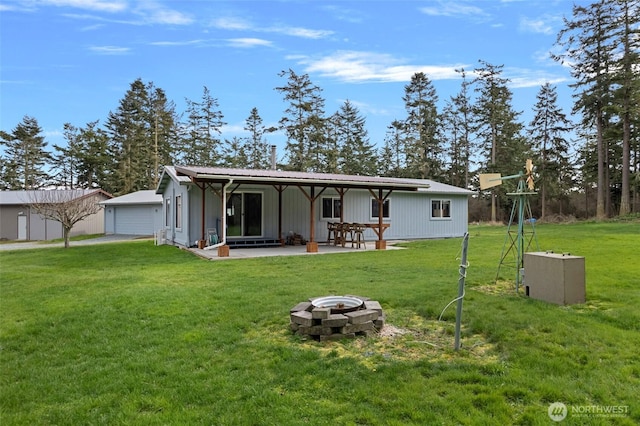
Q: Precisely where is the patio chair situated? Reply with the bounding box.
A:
[327,222,337,245]
[353,223,366,249]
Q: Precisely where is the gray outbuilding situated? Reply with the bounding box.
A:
[101,190,163,236]
[0,189,111,241]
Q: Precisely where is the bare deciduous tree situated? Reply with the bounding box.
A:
[27,190,105,248]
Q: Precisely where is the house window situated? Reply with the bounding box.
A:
[321,197,341,220]
[431,200,451,219]
[371,199,390,219]
[175,195,182,229]
[165,198,171,227]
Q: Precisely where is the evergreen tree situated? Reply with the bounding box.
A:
[379,120,407,177]
[473,60,527,221]
[50,123,84,189]
[0,115,50,189]
[554,1,617,218]
[243,107,275,169]
[528,83,574,218]
[105,79,151,194]
[275,69,327,172]
[179,86,226,167]
[75,121,110,190]
[222,136,249,168]
[334,100,377,176]
[610,0,640,214]
[442,68,475,188]
[402,72,442,179]
[324,113,340,174]
[575,127,599,216]
[148,85,178,187]
[105,79,177,194]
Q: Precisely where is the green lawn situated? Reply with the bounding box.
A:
[1,222,639,425]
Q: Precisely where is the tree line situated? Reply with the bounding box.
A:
[1,0,638,221]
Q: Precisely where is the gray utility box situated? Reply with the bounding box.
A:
[524,252,586,305]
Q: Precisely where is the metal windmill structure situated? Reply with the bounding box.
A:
[480,159,539,292]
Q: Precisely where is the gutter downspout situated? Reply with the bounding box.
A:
[204,178,233,250]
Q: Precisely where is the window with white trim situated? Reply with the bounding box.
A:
[165,198,171,227]
[321,197,341,220]
[431,199,451,219]
[371,198,390,219]
[175,195,182,229]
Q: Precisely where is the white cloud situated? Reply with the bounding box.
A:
[519,16,555,35]
[419,1,489,18]
[340,99,392,117]
[295,51,466,83]
[320,4,366,23]
[89,45,131,55]
[505,67,568,88]
[211,17,252,30]
[226,38,273,48]
[150,39,205,47]
[42,0,127,13]
[211,16,333,39]
[271,26,333,39]
[131,0,193,25]
[143,8,192,25]
[34,0,192,25]
[80,23,105,31]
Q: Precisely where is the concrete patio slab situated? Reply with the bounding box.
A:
[189,241,405,260]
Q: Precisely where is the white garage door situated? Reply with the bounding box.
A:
[114,206,157,235]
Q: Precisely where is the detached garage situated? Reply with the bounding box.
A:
[101,190,162,236]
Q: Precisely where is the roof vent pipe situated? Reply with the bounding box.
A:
[270,145,277,170]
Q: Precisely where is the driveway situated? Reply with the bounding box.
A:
[0,235,150,251]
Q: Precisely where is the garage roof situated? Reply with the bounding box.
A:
[100,190,162,205]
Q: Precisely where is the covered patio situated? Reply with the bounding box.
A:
[169,166,432,257]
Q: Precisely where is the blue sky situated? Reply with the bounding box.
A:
[1,0,586,160]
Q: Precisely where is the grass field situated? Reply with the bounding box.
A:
[1,222,639,425]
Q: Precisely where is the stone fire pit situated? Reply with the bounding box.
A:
[289,295,385,341]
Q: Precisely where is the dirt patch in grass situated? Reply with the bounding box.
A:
[311,316,498,370]
[473,279,520,296]
[250,313,499,370]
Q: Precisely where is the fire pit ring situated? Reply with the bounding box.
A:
[290,295,385,341]
[311,295,364,314]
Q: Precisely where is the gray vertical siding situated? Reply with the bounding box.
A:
[159,178,470,248]
[104,205,160,235]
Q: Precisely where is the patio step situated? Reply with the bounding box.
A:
[227,238,282,249]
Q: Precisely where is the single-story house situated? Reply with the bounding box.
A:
[156,166,473,256]
[0,189,111,241]
[101,190,163,236]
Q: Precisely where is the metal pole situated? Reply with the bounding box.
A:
[517,191,525,292]
[455,232,469,351]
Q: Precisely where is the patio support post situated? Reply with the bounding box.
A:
[336,187,348,222]
[368,188,392,250]
[377,188,384,250]
[308,186,317,252]
[273,184,287,245]
[200,183,206,248]
[297,184,327,253]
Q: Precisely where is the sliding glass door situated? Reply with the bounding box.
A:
[226,192,262,237]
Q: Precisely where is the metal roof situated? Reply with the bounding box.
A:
[156,166,191,194]
[100,190,162,206]
[0,189,111,205]
[173,166,433,191]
